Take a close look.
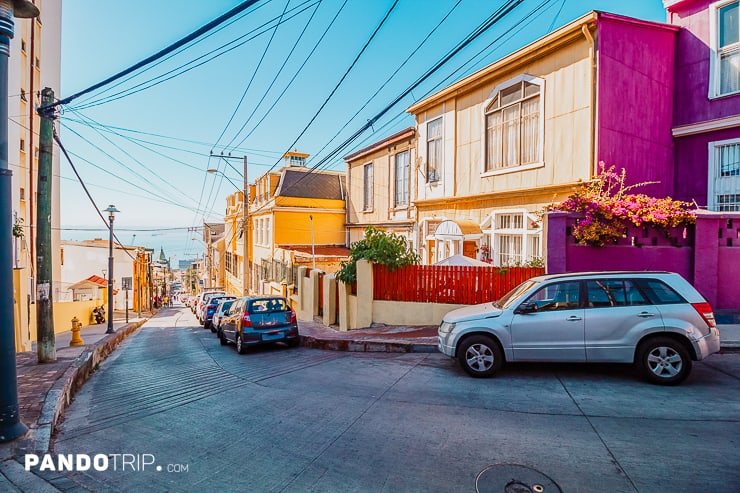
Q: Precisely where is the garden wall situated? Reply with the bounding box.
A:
[547,211,740,310]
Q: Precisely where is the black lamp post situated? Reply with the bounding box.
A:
[104,205,119,334]
[0,0,40,443]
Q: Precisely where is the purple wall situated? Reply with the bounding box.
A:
[596,14,678,198]
[547,211,740,310]
[668,0,740,125]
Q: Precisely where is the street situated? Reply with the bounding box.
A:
[51,307,740,492]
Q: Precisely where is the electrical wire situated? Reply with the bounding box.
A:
[44,0,263,112]
[69,1,318,111]
[227,0,349,153]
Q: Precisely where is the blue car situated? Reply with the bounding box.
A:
[219,296,299,354]
[203,295,236,331]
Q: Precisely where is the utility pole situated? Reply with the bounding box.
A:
[242,155,249,296]
[36,87,56,362]
[0,0,40,443]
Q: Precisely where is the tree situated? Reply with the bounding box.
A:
[335,226,419,284]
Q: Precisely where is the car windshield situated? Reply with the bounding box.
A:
[496,279,539,309]
[219,300,234,312]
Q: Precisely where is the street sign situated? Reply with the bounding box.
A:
[122,277,132,290]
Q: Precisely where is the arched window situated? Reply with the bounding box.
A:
[484,78,542,172]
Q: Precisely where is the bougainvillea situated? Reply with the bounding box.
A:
[549,164,696,247]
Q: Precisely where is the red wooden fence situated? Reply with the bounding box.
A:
[372,264,545,305]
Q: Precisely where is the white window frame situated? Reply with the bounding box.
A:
[481,74,545,177]
[363,163,374,211]
[709,0,740,98]
[426,117,443,183]
[393,149,410,208]
[708,137,740,211]
[481,209,543,267]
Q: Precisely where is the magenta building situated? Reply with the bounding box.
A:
[666,0,740,209]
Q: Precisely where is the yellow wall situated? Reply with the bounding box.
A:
[274,210,345,245]
[25,299,101,345]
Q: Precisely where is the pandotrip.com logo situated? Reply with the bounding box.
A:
[25,454,189,473]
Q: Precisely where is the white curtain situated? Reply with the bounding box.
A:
[486,112,502,170]
[521,98,539,164]
[502,106,520,168]
[720,49,740,94]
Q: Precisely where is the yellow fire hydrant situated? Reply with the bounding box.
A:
[70,316,84,346]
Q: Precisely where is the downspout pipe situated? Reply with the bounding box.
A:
[582,24,597,176]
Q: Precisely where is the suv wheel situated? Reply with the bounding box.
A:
[236,333,247,354]
[458,335,503,378]
[638,337,692,386]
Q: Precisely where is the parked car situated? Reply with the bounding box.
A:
[220,296,299,354]
[204,296,236,331]
[438,271,720,385]
[212,298,236,335]
[197,291,226,324]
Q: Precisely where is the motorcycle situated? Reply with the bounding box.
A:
[92,306,105,324]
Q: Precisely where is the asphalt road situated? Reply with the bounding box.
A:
[51,308,740,492]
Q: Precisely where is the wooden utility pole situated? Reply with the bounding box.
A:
[36,87,56,363]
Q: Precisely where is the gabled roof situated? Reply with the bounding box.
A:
[67,275,118,294]
[343,127,415,162]
[275,168,346,200]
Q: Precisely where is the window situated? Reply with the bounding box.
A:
[712,0,740,96]
[394,150,409,207]
[489,210,542,266]
[20,139,25,151]
[485,78,542,171]
[426,118,442,183]
[586,280,648,308]
[634,279,685,305]
[525,281,580,311]
[709,139,740,211]
[363,163,373,211]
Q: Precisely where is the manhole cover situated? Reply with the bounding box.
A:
[476,464,562,493]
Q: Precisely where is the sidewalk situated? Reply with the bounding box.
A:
[2,308,738,462]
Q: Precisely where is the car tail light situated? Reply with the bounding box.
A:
[691,302,716,328]
[289,309,297,324]
[242,312,252,328]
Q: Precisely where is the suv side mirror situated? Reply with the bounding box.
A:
[515,301,538,314]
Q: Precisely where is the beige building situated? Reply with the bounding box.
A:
[405,15,601,266]
[344,127,416,246]
[9,0,62,351]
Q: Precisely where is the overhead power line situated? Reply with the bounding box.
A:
[42,0,262,112]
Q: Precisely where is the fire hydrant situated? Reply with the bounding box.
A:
[70,316,84,347]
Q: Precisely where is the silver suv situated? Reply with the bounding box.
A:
[438,272,720,385]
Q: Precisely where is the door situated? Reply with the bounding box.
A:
[510,281,585,361]
[222,299,243,342]
[583,279,662,362]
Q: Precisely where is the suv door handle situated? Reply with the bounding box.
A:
[566,316,582,322]
[637,312,656,318]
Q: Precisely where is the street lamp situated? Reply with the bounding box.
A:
[104,205,119,334]
[208,154,249,295]
[0,0,40,443]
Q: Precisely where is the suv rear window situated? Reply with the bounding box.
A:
[248,298,289,313]
[634,279,686,305]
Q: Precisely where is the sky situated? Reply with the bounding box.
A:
[58,0,667,263]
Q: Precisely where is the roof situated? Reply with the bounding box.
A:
[343,127,416,162]
[406,11,677,114]
[275,168,346,200]
[277,245,350,258]
[434,219,483,240]
[67,275,118,294]
[433,254,492,267]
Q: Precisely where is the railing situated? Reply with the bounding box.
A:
[373,264,545,305]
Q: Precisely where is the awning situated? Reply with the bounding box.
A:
[433,219,483,241]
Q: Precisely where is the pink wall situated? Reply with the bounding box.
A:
[596,14,679,198]
[547,211,740,309]
[668,0,740,125]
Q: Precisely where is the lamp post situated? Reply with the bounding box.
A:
[208,154,249,296]
[0,0,40,443]
[104,205,119,334]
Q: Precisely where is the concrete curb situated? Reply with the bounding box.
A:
[300,335,437,353]
[34,319,147,454]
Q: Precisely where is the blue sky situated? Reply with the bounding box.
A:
[59,0,667,261]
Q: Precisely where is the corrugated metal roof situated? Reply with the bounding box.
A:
[275,169,346,200]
